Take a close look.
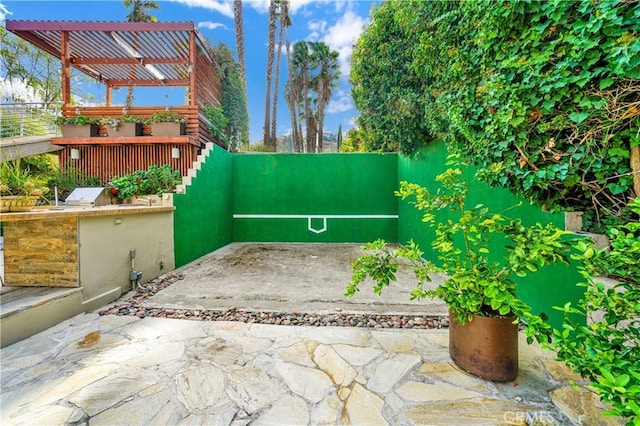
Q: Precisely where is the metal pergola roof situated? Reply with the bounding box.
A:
[5,20,215,88]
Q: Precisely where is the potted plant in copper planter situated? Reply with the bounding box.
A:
[56,115,100,138]
[149,110,186,136]
[346,153,576,381]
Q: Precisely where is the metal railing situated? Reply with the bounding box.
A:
[0,102,62,138]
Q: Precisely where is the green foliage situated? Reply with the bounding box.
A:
[346,154,576,340]
[211,43,249,147]
[350,2,435,154]
[109,164,180,199]
[352,0,640,229]
[204,105,230,146]
[0,157,50,198]
[238,143,276,153]
[149,111,185,123]
[0,27,62,104]
[538,199,640,422]
[55,115,100,126]
[47,163,101,201]
[339,128,369,153]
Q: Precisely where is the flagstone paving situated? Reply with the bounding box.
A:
[1,312,623,425]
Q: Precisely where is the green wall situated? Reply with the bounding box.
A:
[398,141,583,327]
[173,145,233,267]
[232,153,398,242]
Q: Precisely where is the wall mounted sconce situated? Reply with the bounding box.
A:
[75,107,80,116]
[171,147,181,159]
[122,107,128,115]
[70,148,81,160]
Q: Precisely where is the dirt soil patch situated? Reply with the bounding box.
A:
[144,243,448,316]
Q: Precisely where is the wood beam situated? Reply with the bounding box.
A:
[61,31,71,107]
[6,20,196,32]
[107,78,188,87]
[70,57,187,65]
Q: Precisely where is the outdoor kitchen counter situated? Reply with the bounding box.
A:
[0,204,175,222]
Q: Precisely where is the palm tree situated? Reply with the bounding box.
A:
[233,0,246,91]
[123,0,159,108]
[284,40,301,152]
[270,0,291,149]
[263,0,277,147]
[310,42,340,153]
[290,42,312,152]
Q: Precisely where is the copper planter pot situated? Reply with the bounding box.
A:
[449,309,519,381]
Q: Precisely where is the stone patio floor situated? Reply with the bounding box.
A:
[0,243,624,425]
[1,312,621,425]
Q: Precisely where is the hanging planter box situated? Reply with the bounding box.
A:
[106,123,143,137]
[60,124,99,138]
[151,122,185,137]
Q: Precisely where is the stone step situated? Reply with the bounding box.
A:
[176,143,214,195]
[0,286,84,347]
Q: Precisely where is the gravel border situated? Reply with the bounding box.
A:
[98,273,450,329]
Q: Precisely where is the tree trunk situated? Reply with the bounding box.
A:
[263,0,277,148]
[270,1,287,148]
[233,0,246,91]
[631,144,640,199]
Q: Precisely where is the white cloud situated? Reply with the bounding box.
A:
[198,21,228,30]
[307,19,327,42]
[327,94,353,114]
[169,0,234,19]
[321,9,367,77]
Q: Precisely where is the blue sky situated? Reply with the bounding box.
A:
[1,0,379,142]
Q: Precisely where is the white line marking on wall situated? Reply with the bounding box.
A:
[232,214,399,234]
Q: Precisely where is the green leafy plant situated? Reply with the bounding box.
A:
[346,154,576,343]
[109,164,181,199]
[119,114,142,123]
[55,115,100,126]
[47,163,101,202]
[0,158,50,199]
[539,198,640,423]
[149,110,186,123]
[204,105,230,145]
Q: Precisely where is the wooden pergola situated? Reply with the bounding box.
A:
[5,20,223,181]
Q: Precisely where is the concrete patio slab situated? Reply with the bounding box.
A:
[144,243,449,316]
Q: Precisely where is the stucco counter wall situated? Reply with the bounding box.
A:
[1,205,175,312]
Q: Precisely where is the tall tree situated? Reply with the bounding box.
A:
[284,40,301,152]
[310,42,340,152]
[233,0,246,91]
[285,41,339,153]
[263,0,277,147]
[270,0,291,147]
[0,27,62,103]
[211,42,249,148]
[123,0,159,107]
